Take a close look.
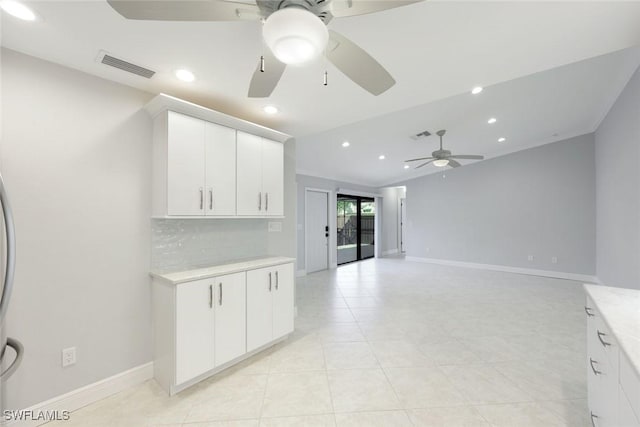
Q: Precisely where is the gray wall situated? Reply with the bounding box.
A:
[1,49,154,410]
[296,174,378,271]
[1,48,297,411]
[401,134,596,275]
[595,65,640,289]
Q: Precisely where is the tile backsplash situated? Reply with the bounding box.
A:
[151,219,269,272]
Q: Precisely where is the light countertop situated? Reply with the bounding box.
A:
[584,284,640,377]
[151,256,296,285]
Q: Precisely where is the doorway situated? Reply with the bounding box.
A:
[337,194,375,265]
[305,189,329,273]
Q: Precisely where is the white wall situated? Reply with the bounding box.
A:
[379,186,406,255]
[400,134,596,276]
[595,65,640,290]
[1,49,154,410]
[296,174,378,272]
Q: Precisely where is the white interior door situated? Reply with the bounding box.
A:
[306,190,329,273]
[400,198,407,253]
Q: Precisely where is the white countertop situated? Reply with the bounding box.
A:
[151,256,296,285]
[584,284,640,376]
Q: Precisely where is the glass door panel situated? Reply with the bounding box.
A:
[360,200,375,260]
[337,196,358,265]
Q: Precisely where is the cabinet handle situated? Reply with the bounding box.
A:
[590,411,598,427]
[209,284,213,308]
[268,272,272,291]
[584,306,594,317]
[589,358,601,376]
[209,188,213,211]
[258,192,262,211]
[265,193,269,211]
[200,188,204,210]
[597,330,611,347]
[219,283,222,306]
[275,270,279,290]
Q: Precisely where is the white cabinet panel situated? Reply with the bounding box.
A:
[237,131,264,216]
[262,138,284,216]
[272,263,294,340]
[246,267,274,352]
[205,122,237,216]
[175,278,214,384]
[167,112,206,216]
[214,272,246,367]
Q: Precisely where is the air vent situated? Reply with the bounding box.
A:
[97,51,155,79]
[410,130,431,141]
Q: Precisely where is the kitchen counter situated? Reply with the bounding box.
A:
[151,256,296,285]
[584,284,640,377]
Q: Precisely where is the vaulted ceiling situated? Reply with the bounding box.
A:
[2,1,640,185]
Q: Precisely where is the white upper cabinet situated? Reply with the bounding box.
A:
[205,122,236,216]
[237,131,284,216]
[167,112,206,216]
[149,96,288,219]
[237,131,264,216]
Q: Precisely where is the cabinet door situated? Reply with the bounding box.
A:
[272,263,294,340]
[175,279,215,384]
[214,272,246,367]
[236,131,263,216]
[262,138,284,216]
[205,123,236,216]
[167,112,206,216]
[246,267,273,352]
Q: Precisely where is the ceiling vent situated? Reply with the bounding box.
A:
[410,130,431,141]
[97,51,155,79]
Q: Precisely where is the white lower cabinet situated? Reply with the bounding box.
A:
[586,293,640,427]
[247,263,295,352]
[152,260,295,395]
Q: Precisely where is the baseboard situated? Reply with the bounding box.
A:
[405,256,599,283]
[3,362,153,427]
[382,249,399,256]
[296,269,306,277]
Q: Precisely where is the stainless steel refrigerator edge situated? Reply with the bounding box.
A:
[0,171,22,412]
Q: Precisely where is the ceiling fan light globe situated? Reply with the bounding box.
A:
[263,8,328,66]
[433,159,449,167]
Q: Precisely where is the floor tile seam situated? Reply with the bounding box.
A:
[470,401,572,425]
[320,343,337,416]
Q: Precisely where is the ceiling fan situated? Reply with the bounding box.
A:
[106,0,422,97]
[405,130,484,169]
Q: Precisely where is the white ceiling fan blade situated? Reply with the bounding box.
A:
[107,0,260,21]
[330,0,423,18]
[248,50,287,98]
[449,155,484,160]
[448,159,461,168]
[405,156,433,162]
[415,160,434,169]
[325,30,395,96]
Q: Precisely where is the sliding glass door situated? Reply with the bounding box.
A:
[337,194,375,265]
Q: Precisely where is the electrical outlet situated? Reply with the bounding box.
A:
[62,347,76,367]
[551,256,558,264]
[268,222,282,232]
[527,255,535,262]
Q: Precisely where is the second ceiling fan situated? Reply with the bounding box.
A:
[405,130,485,169]
[107,0,422,97]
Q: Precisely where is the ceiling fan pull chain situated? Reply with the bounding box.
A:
[323,71,328,86]
[260,55,265,73]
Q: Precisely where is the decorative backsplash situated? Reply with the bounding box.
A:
[151,219,269,272]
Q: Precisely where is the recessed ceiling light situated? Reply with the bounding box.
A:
[263,105,279,115]
[498,137,506,143]
[378,155,385,160]
[487,117,497,124]
[342,141,350,147]
[404,164,410,169]
[0,0,36,21]
[175,69,195,82]
[471,86,483,95]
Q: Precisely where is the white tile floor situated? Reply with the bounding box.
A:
[47,258,590,426]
